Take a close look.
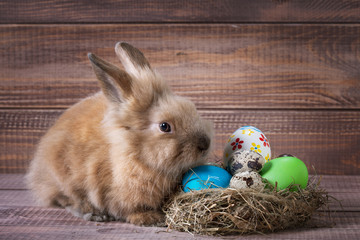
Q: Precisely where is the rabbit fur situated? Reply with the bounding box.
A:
[26,42,213,226]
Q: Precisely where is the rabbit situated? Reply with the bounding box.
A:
[26,42,213,226]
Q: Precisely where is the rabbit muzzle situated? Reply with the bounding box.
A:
[197,135,211,152]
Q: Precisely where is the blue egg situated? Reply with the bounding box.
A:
[182,165,232,193]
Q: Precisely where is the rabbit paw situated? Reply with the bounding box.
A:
[65,206,115,222]
[82,213,115,222]
[127,211,165,226]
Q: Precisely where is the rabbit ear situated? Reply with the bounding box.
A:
[115,42,153,79]
[88,53,132,104]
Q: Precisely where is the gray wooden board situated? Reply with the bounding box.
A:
[0,207,359,240]
[0,174,359,239]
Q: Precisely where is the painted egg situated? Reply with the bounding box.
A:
[182,165,232,193]
[229,171,265,190]
[223,126,271,167]
[227,149,265,175]
[260,155,308,191]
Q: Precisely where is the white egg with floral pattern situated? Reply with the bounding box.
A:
[223,126,271,167]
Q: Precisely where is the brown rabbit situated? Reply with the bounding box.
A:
[26,42,213,226]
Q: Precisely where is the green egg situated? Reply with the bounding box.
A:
[260,156,308,191]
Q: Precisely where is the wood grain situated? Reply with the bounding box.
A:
[1,0,359,238]
[1,174,360,239]
[1,24,359,109]
[0,189,355,211]
[1,109,359,174]
[1,0,360,24]
[1,208,358,240]
[0,210,359,240]
[3,173,359,193]
[1,174,357,212]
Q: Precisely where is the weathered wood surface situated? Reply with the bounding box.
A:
[1,24,359,109]
[4,189,358,211]
[1,174,358,211]
[1,109,360,174]
[0,174,359,239]
[0,3,359,175]
[1,0,360,24]
[1,0,359,239]
[13,173,360,192]
[3,212,358,240]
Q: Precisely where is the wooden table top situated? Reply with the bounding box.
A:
[1,174,359,239]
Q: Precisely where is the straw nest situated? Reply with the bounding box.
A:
[163,177,330,236]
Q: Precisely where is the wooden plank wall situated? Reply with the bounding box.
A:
[0,0,359,174]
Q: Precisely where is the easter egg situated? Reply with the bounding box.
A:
[260,156,308,191]
[229,171,265,190]
[227,149,265,175]
[223,126,271,167]
[182,165,232,193]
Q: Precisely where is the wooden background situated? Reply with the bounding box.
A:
[0,0,359,175]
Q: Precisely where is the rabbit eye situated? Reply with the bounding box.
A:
[159,122,171,133]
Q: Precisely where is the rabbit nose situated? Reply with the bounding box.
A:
[198,135,210,152]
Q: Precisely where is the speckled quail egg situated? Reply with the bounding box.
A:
[227,149,265,175]
[229,171,265,191]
